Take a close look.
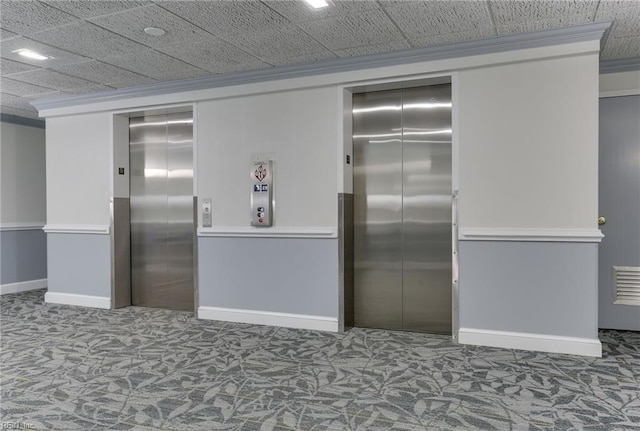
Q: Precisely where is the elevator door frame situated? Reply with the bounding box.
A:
[110,106,198,314]
[339,74,459,341]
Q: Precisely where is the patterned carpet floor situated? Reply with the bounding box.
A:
[1,290,639,431]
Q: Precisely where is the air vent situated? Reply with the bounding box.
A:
[613,266,640,306]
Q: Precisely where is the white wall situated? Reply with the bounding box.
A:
[45,113,112,226]
[0,122,46,226]
[197,87,339,229]
[457,54,599,231]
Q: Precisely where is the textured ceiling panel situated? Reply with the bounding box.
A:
[333,39,412,57]
[102,49,209,81]
[0,37,91,68]
[157,40,271,74]
[490,0,598,25]
[0,59,41,76]
[598,0,640,10]
[267,51,338,66]
[264,0,379,23]
[28,22,150,59]
[9,69,104,91]
[384,1,492,38]
[0,92,35,110]
[229,25,331,59]
[596,5,640,38]
[1,78,57,97]
[43,0,151,19]
[0,1,78,36]
[411,28,497,48]
[496,15,594,36]
[88,4,222,49]
[60,84,116,95]
[300,9,403,50]
[0,105,40,118]
[157,1,290,37]
[51,60,151,87]
[601,36,640,60]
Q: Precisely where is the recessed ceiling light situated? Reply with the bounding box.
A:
[12,49,50,60]
[303,0,329,9]
[144,27,166,37]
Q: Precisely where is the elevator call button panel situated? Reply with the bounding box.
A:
[251,160,273,227]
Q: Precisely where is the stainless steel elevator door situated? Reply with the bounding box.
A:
[353,85,452,334]
[129,112,194,312]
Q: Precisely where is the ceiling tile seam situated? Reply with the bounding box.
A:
[152,2,272,70]
[376,1,414,48]
[43,0,152,22]
[258,0,337,60]
[591,0,602,22]
[8,65,117,90]
[1,79,58,97]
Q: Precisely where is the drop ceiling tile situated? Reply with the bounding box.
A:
[228,25,331,59]
[8,69,101,91]
[88,4,221,49]
[157,1,290,37]
[0,37,91,68]
[0,29,19,41]
[496,15,596,36]
[333,39,412,57]
[0,92,35,111]
[0,59,41,76]
[267,51,338,67]
[61,85,116,95]
[601,36,640,60]
[410,28,497,48]
[28,22,149,59]
[596,5,640,38]
[490,0,598,25]
[598,0,640,10]
[43,0,151,19]
[263,0,380,23]
[1,78,57,97]
[51,60,151,87]
[383,1,492,38]
[102,49,209,81]
[0,105,40,119]
[0,1,79,36]
[300,9,404,50]
[157,40,270,75]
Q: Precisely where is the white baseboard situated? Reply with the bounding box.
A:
[198,306,339,332]
[0,278,47,295]
[458,327,602,357]
[45,292,111,309]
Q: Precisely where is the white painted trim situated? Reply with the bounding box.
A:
[459,228,604,243]
[600,89,640,98]
[0,223,45,231]
[458,327,602,357]
[0,278,47,295]
[197,227,337,238]
[43,224,110,235]
[198,306,339,332]
[44,292,111,309]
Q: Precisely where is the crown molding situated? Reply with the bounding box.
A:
[0,114,45,129]
[600,57,640,74]
[31,22,611,113]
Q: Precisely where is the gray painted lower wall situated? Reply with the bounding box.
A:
[459,240,598,339]
[47,233,111,297]
[198,237,338,317]
[0,229,47,284]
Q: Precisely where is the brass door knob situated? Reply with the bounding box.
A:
[598,216,607,226]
